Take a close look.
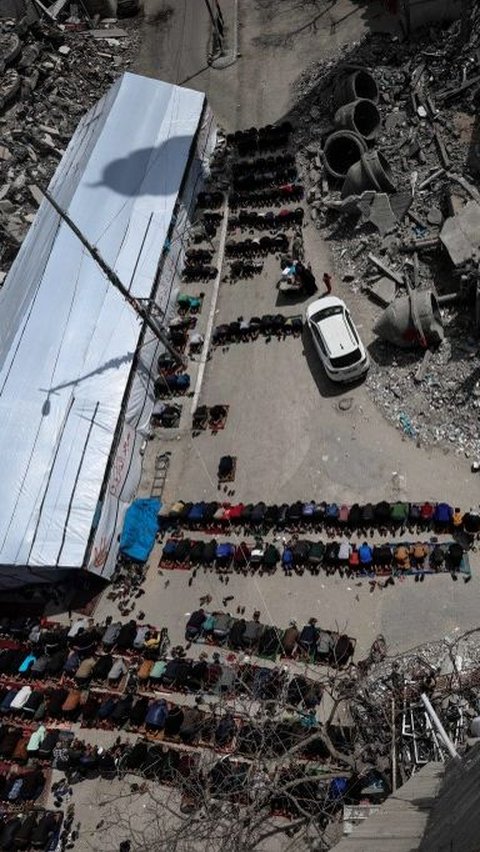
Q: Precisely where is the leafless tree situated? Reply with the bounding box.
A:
[83,627,480,851]
[88,644,393,852]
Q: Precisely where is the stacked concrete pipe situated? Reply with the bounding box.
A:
[334,99,381,142]
[322,68,391,188]
[373,290,444,349]
[341,150,396,198]
[334,69,379,108]
[323,130,367,180]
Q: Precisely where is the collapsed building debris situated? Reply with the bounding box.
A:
[354,631,480,772]
[373,289,444,349]
[439,199,480,266]
[0,14,140,275]
[293,3,480,458]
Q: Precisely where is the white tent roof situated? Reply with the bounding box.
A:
[0,72,205,570]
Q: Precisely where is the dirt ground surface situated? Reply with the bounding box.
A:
[65,1,480,848]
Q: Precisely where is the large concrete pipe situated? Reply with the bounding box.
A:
[323,130,367,180]
[373,290,444,348]
[341,150,396,197]
[334,99,381,142]
[334,69,379,108]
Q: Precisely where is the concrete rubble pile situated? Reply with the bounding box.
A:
[341,631,480,784]
[294,7,480,459]
[0,14,139,281]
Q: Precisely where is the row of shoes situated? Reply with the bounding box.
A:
[231,153,295,178]
[185,248,213,263]
[229,184,304,209]
[182,264,217,282]
[233,166,297,192]
[229,260,264,279]
[228,208,304,231]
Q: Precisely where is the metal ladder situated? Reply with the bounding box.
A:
[151,451,171,499]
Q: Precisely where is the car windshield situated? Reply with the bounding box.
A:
[330,349,362,369]
[310,306,343,323]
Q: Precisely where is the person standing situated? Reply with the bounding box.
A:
[322,272,332,294]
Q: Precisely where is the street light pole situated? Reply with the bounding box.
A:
[41,188,187,368]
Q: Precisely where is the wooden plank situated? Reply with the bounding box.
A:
[434,128,450,169]
[367,253,404,286]
[419,168,444,190]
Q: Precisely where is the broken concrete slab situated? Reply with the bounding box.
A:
[368,276,397,308]
[427,206,443,226]
[28,185,43,206]
[390,189,413,222]
[82,27,129,39]
[367,253,404,285]
[440,201,480,266]
[0,146,12,161]
[365,193,396,237]
[324,190,376,216]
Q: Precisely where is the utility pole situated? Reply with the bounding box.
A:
[41,188,186,368]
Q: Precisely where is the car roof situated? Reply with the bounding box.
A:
[318,314,358,357]
[309,302,360,358]
[306,295,344,318]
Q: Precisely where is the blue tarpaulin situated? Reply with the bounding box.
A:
[119,498,161,563]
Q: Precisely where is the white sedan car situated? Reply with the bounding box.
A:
[306,296,369,382]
